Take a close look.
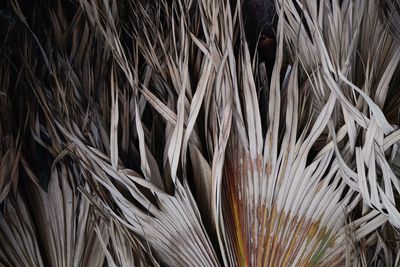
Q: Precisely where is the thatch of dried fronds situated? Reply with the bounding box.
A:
[1,0,400,266]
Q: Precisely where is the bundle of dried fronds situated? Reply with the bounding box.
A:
[1,0,400,266]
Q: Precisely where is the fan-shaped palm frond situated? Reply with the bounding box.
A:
[0,0,400,266]
[0,162,107,267]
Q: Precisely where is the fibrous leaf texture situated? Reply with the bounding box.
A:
[1,0,400,266]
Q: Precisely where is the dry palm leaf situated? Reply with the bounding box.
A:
[0,163,107,267]
[0,0,400,266]
[380,0,400,43]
